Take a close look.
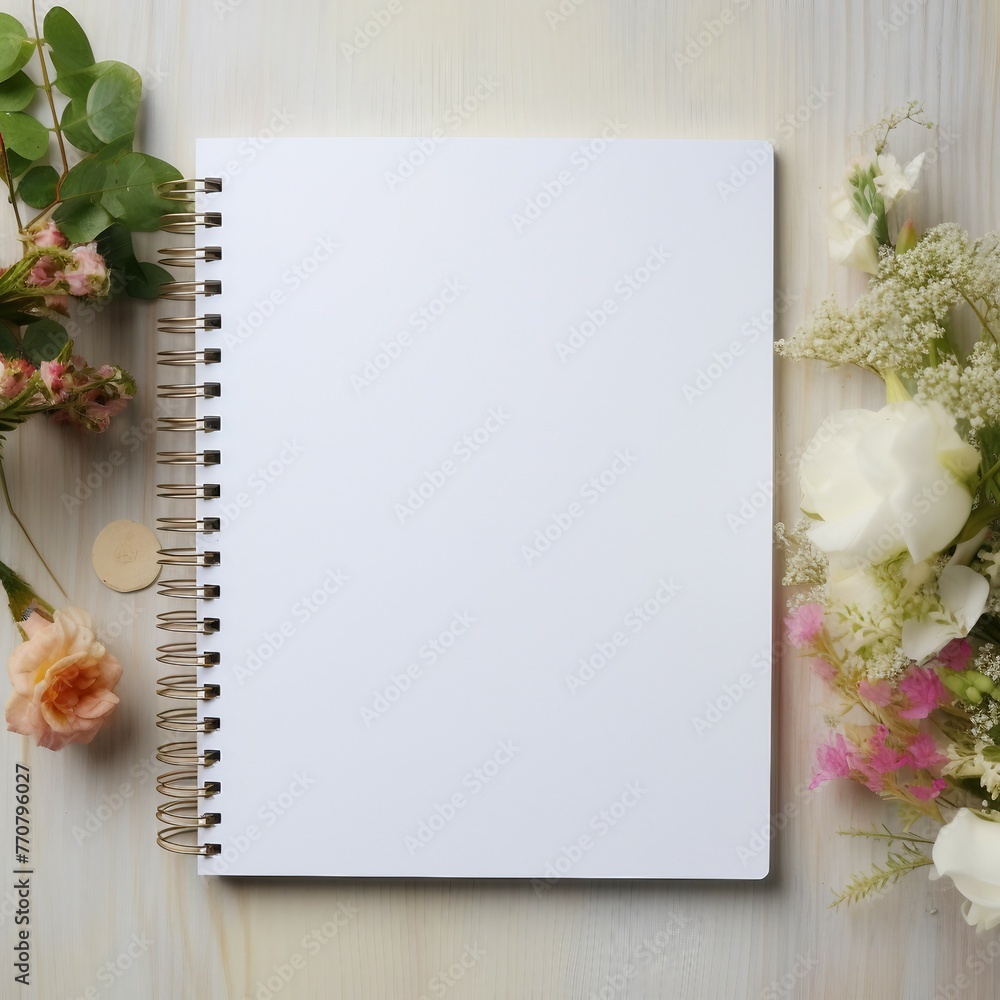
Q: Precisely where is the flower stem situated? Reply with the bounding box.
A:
[31,0,69,192]
[0,452,67,599]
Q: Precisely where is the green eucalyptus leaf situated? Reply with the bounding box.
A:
[44,7,94,76]
[0,72,35,112]
[86,62,140,144]
[0,111,49,160]
[16,164,57,208]
[22,318,68,364]
[130,260,173,299]
[0,304,35,326]
[0,149,32,184]
[102,151,179,230]
[0,324,19,356]
[60,95,104,153]
[0,14,33,84]
[52,197,111,243]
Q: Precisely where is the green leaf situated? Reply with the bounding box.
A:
[0,15,33,84]
[52,197,111,243]
[43,7,94,76]
[0,112,49,160]
[22,319,68,365]
[0,324,18,356]
[86,62,140,144]
[16,163,57,208]
[0,304,35,326]
[60,96,104,153]
[95,223,173,299]
[0,72,35,112]
[131,260,173,299]
[103,151,180,230]
[0,149,32,183]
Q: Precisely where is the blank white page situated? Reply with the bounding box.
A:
[193,137,774,878]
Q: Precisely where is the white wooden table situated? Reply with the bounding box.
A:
[1,2,997,997]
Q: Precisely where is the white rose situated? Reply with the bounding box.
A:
[874,152,924,210]
[931,809,1000,932]
[901,563,990,663]
[799,401,980,565]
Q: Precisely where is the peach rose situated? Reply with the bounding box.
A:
[4,608,122,750]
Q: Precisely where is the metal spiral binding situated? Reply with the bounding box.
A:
[156,180,224,857]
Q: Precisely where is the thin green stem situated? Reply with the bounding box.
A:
[31,0,69,192]
[0,132,25,235]
[0,454,67,599]
[959,287,997,343]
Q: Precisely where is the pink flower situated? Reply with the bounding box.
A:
[858,678,893,706]
[905,731,948,771]
[856,725,908,791]
[4,608,123,751]
[785,603,824,648]
[43,294,69,314]
[29,220,68,250]
[898,666,949,719]
[39,360,70,400]
[938,638,972,671]
[908,778,947,802]
[26,255,57,288]
[810,657,837,683]
[55,242,108,297]
[809,733,858,789]
[0,358,35,400]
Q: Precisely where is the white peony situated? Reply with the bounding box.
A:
[931,809,1000,932]
[799,401,980,565]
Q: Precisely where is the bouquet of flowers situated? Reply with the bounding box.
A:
[0,3,182,749]
[778,102,1000,930]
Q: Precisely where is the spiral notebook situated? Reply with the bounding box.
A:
[155,137,775,878]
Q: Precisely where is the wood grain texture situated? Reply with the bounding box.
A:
[0,1,996,997]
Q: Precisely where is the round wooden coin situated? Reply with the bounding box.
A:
[92,520,161,593]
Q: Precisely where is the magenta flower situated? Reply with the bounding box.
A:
[938,638,972,671]
[898,666,949,719]
[855,725,908,791]
[907,778,947,802]
[785,603,824,648]
[905,731,948,771]
[809,733,858,789]
[857,678,893,706]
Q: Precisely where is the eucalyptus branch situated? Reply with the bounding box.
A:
[0,132,25,236]
[31,0,69,190]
